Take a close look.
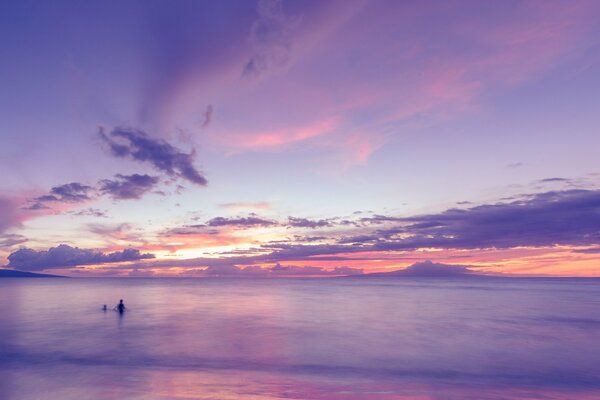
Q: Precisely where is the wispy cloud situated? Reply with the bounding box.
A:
[201,105,214,128]
[224,117,339,150]
[0,233,27,248]
[206,215,278,228]
[572,247,600,254]
[87,223,135,241]
[99,174,160,200]
[68,208,108,218]
[539,177,570,183]
[243,0,300,78]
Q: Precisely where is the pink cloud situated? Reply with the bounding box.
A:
[220,116,340,151]
[320,131,388,170]
[0,193,67,234]
[219,202,272,211]
[456,0,598,83]
[150,0,600,168]
[0,196,25,233]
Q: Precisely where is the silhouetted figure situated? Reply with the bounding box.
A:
[102,304,107,311]
[115,299,126,314]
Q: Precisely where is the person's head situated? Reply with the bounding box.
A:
[119,299,123,304]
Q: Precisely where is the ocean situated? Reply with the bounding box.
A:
[1,277,599,399]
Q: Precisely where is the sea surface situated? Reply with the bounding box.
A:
[1,277,599,399]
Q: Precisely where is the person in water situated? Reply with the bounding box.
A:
[102,304,107,311]
[115,299,126,313]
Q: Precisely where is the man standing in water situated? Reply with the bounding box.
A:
[115,299,126,313]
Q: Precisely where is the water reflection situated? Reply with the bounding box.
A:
[0,277,599,399]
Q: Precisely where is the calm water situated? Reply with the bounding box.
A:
[1,277,599,399]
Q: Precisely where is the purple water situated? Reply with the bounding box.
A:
[1,277,599,399]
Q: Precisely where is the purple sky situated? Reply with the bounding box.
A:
[1,0,600,276]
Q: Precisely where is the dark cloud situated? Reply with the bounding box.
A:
[226,189,600,264]
[22,202,50,211]
[359,214,402,225]
[338,219,360,227]
[99,127,207,186]
[287,217,332,229]
[206,215,278,228]
[99,174,160,200]
[6,244,154,271]
[507,162,523,168]
[69,208,108,218]
[294,235,327,242]
[28,173,159,210]
[337,234,380,245]
[34,182,93,203]
[166,214,334,234]
[161,214,279,236]
[256,242,352,261]
[163,225,219,236]
[377,189,600,250]
[534,177,583,189]
[572,247,600,254]
[540,177,569,183]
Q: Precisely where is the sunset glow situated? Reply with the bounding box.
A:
[1,0,599,277]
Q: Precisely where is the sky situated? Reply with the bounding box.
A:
[1,0,600,277]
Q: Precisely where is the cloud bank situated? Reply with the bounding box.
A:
[202,262,363,277]
[10,188,600,276]
[7,244,154,271]
[376,189,600,251]
[153,188,600,267]
[287,217,332,229]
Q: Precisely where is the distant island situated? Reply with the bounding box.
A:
[0,269,65,278]
[351,260,489,278]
